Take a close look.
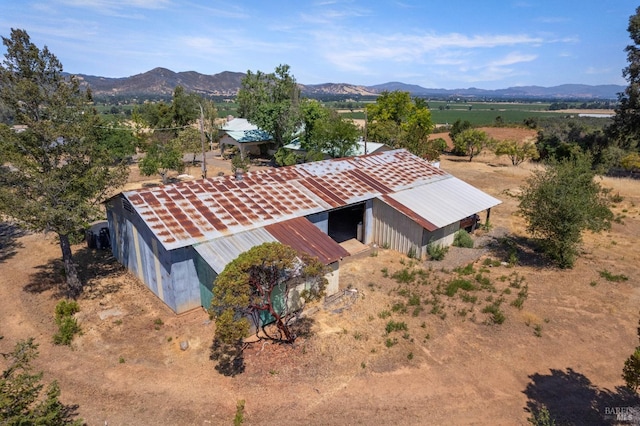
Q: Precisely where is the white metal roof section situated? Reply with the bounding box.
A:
[383,176,502,229]
[193,227,277,274]
[220,118,258,131]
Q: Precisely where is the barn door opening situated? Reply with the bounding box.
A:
[328,203,365,243]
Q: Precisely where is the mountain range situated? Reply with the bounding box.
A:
[75,67,625,100]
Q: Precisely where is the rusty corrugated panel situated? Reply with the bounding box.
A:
[123,149,453,251]
[265,217,350,265]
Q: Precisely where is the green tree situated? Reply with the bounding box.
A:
[212,242,326,345]
[366,90,435,158]
[448,119,472,141]
[171,85,199,129]
[300,98,329,149]
[137,87,206,182]
[621,151,640,173]
[494,137,540,166]
[237,64,301,148]
[0,338,83,425]
[175,127,201,165]
[310,109,360,158]
[210,243,326,375]
[139,137,184,184]
[623,315,640,393]
[0,29,128,298]
[518,153,613,268]
[608,6,640,152]
[453,128,491,161]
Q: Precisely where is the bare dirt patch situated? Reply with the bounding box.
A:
[1,153,640,425]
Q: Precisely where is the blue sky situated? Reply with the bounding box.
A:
[0,0,635,89]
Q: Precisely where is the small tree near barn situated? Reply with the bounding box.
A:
[210,243,326,373]
[518,153,613,268]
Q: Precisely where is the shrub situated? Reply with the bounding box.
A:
[427,240,449,261]
[392,268,416,284]
[385,320,408,333]
[482,299,506,324]
[53,300,81,346]
[454,263,475,275]
[453,230,474,248]
[599,269,629,282]
[445,278,476,297]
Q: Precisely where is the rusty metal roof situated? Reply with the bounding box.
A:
[264,217,349,265]
[123,149,459,251]
[193,217,348,273]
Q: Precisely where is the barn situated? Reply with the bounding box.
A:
[105,149,500,314]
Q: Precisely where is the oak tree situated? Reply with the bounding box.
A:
[237,64,302,148]
[518,153,613,268]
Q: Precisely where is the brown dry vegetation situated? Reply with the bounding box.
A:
[1,133,640,425]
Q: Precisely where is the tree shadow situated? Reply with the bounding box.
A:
[23,244,125,299]
[524,368,640,425]
[485,233,551,269]
[0,221,27,263]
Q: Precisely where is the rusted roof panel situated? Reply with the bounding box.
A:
[265,217,350,265]
[123,149,464,251]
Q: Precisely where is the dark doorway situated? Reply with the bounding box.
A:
[328,203,365,243]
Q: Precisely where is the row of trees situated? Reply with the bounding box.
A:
[237,65,451,164]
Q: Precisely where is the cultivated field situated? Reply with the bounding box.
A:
[1,134,639,425]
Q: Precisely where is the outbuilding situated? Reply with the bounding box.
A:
[106,149,500,314]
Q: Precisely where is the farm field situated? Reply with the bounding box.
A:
[1,140,639,425]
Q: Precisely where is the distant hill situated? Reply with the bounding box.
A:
[74,68,625,100]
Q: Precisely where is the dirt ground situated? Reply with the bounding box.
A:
[1,141,640,425]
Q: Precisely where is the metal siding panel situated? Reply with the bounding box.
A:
[372,198,423,257]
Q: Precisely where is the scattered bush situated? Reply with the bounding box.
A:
[392,268,416,284]
[453,230,474,248]
[454,263,475,275]
[53,300,81,346]
[599,269,629,282]
[234,399,246,426]
[445,278,476,297]
[385,320,408,333]
[482,299,506,324]
[427,240,449,261]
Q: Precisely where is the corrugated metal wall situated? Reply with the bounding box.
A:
[371,198,425,258]
[106,196,202,314]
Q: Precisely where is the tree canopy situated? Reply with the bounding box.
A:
[366,90,440,160]
[608,6,640,153]
[494,137,539,166]
[137,85,213,182]
[0,338,83,425]
[453,128,492,161]
[518,153,613,268]
[210,243,326,374]
[0,28,128,298]
[237,64,302,148]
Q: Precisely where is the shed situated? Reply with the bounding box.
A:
[106,149,500,314]
[219,118,272,159]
